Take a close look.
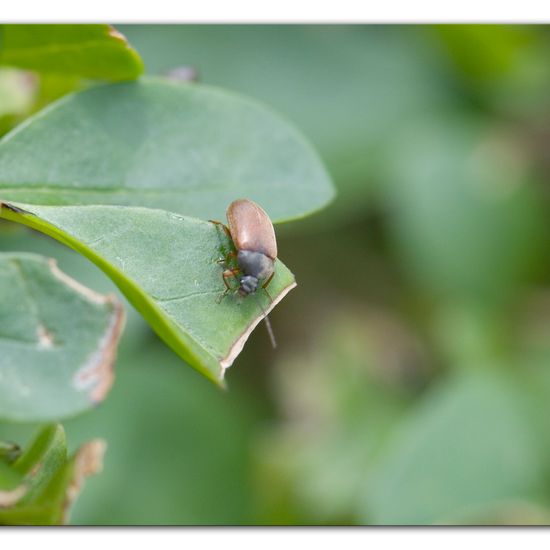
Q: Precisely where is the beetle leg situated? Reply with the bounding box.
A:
[223,268,240,290]
[217,251,237,263]
[217,268,241,304]
[262,271,275,289]
[262,272,275,302]
[209,219,233,240]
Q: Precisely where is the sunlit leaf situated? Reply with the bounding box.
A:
[0,25,143,81]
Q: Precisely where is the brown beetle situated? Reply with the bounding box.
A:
[211,199,278,346]
[212,199,277,299]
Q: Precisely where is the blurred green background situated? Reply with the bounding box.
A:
[3,24,550,525]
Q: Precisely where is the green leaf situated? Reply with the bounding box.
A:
[11,424,67,500]
[0,25,143,81]
[361,372,544,525]
[0,461,22,492]
[0,251,124,422]
[0,424,105,525]
[0,78,334,222]
[0,461,26,510]
[0,202,297,385]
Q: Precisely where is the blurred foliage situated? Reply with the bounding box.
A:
[381,115,546,309]
[254,311,420,524]
[0,424,105,525]
[361,371,546,524]
[3,24,550,525]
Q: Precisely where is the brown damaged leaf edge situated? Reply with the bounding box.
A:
[62,439,106,524]
[47,259,125,404]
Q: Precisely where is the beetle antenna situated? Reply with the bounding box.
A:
[253,295,277,349]
[263,315,277,349]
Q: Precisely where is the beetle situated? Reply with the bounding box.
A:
[211,198,277,299]
[211,199,278,347]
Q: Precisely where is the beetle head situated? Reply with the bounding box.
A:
[238,275,259,296]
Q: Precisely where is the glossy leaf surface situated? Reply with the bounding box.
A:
[0,79,334,223]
